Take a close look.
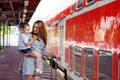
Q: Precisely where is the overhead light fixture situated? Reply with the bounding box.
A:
[22,17,25,22]
[23,14,26,18]
[24,0,29,7]
[23,8,27,13]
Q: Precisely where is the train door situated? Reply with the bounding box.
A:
[46,25,51,52]
[58,19,65,66]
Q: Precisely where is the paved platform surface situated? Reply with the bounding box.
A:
[0,46,22,80]
[0,46,70,80]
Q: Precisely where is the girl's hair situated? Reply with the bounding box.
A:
[31,20,47,47]
[19,22,29,29]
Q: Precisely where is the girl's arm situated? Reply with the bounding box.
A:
[25,35,37,46]
[24,38,35,47]
[21,34,37,47]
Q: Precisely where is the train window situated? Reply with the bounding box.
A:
[74,46,81,76]
[70,4,74,13]
[84,48,94,80]
[76,0,83,10]
[98,50,112,80]
[86,0,95,6]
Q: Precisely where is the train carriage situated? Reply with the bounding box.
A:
[46,0,120,80]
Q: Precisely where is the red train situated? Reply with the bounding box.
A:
[45,0,120,80]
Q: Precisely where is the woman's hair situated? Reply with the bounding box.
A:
[19,22,29,29]
[32,20,47,47]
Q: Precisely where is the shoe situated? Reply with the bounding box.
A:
[34,68,42,76]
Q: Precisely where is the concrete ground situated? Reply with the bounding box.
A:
[0,46,72,80]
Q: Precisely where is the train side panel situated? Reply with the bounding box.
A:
[46,0,120,80]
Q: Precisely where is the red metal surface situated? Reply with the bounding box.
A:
[66,0,120,50]
[112,51,118,80]
[65,47,69,63]
[81,48,85,78]
[93,49,98,80]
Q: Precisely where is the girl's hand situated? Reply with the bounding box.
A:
[32,35,37,40]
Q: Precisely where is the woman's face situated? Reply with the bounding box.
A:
[33,23,39,34]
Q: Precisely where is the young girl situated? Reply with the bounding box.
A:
[18,22,42,75]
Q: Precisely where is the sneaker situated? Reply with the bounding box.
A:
[34,68,42,76]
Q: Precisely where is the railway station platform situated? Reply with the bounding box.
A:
[0,46,73,80]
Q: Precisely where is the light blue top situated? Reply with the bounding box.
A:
[22,33,45,75]
[18,33,31,50]
[28,33,45,54]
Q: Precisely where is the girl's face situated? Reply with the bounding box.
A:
[33,23,39,34]
[21,25,30,34]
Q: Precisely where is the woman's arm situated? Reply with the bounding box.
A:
[43,52,61,60]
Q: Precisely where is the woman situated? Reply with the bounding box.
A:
[22,20,59,80]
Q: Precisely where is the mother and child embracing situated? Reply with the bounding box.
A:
[17,20,60,80]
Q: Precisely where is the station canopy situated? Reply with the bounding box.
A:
[0,0,41,26]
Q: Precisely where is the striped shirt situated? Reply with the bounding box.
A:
[22,33,45,75]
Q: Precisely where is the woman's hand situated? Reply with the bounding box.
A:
[55,55,61,61]
[52,54,61,61]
